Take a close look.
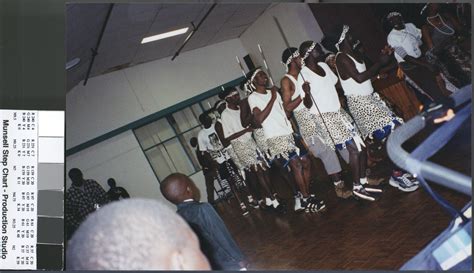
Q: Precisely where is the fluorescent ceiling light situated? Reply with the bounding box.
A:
[141,27,189,44]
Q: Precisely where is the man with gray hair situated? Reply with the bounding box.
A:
[66,198,211,270]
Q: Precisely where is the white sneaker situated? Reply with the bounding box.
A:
[403,173,420,185]
[389,174,419,192]
[360,178,383,193]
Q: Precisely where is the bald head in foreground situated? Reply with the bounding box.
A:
[161,173,248,270]
[66,198,210,270]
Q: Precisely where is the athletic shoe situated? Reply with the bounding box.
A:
[249,199,260,209]
[352,186,376,201]
[314,201,326,212]
[389,174,419,192]
[240,202,250,216]
[309,194,325,205]
[402,172,420,185]
[334,182,352,199]
[305,197,326,213]
[294,196,304,212]
[363,185,383,193]
[311,199,326,212]
[360,178,383,193]
[301,199,310,213]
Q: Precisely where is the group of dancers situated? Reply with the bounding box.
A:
[192,7,469,215]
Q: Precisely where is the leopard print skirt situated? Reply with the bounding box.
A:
[313,108,357,149]
[231,138,269,170]
[266,134,299,160]
[226,145,244,171]
[346,93,404,139]
[253,128,270,156]
[293,108,317,145]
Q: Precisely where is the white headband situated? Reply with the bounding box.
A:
[282,51,300,67]
[280,51,300,72]
[301,42,317,67]
[420,4,428,15]
[225,90,238,99]
[243,82,254,94]
[335,25,349,51]
[246,68,263,91]
[250,68,262,84]
[387,11,402,20]
[215,100,226,109]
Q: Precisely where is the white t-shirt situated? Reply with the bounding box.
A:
[248,90,293,139]
[298,64,341,114]
[220,108,252,142]
[197,125,229,164]
[336,53,374,97]
[387,23,423,63]
[285,74,306,112]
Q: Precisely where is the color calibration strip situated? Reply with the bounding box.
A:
[0,110,64,270]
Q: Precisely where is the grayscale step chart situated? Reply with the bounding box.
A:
[0,110,64,270]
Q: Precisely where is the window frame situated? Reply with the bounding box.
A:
[132,94,222,183]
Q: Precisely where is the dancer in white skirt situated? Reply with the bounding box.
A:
[334,24,419,192]
[214,100,247,181]
[279,47,354,201]
[240,81,300,211]
[216,86,286,214]
[214,101,261,210]
[297,42,383,201]
[247,67,325,213]
[198,113,253,216]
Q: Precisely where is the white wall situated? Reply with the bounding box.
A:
[66,38,248,204]
[66,128,210,208]
[66,130,174,207]
[239,3,324,86]
[66,38,247,149]
[66,4,324,203]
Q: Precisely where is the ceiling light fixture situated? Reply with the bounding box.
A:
[141,27,189,44]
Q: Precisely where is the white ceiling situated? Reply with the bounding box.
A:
[66,3,271,91]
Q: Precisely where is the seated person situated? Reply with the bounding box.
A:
[161,172,248,271]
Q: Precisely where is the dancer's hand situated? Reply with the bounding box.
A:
[378,45,394,65]
[302,82,311,94]
[380,45,394,55]
[270,86,278,101]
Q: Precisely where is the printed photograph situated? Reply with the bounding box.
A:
[64,2,472,271]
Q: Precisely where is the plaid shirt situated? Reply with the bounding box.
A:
[65,179,109,238]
